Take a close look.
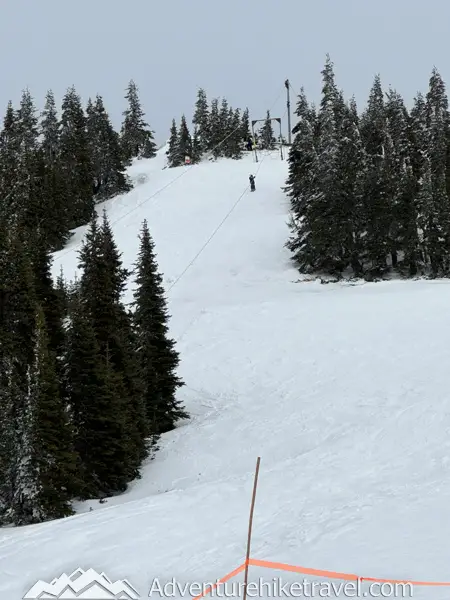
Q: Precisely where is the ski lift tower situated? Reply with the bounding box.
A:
[251,117,284,162]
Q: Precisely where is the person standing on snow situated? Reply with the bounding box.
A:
[249,174,255,191]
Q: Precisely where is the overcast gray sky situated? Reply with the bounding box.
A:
[0,0,448,145]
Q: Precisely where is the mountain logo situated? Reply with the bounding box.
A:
[23,567,140,599]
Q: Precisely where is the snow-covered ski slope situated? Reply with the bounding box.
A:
[3,145,450,598]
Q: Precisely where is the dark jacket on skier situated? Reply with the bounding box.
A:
[249,174,255,191]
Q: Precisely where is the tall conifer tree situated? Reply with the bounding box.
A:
[423,68,450,275]
[192,88,210,155]
[87,94,132,201]
[177,115,192,163]
[166,119,181,167]
[121,80,157,162]
[59,86,94,229]
[131,220,187,435]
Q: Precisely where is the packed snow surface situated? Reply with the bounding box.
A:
[1,146,450,598]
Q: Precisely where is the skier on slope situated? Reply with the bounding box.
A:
[249,174,255,191]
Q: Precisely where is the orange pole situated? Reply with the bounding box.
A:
[242,457,261,600]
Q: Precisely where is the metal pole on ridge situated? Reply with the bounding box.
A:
[285,79,291,145]
[251,120,258,163]
[242,457,261,600]
[279,119,283,160]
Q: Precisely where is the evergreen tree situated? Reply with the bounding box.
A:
[0,353,25,523]
[28,233,66,363]
[423,67,450,275]
[384,88,419,272]
[131,220,187,435]
[1,227,37,379]
[121,80,157,162]
[0,230,51,524]
[192,87,210,155]
[87,94,132,201]
[359,74,392,277]
[223,105,234,158]
[40,90,60,161]
[177,115,192,163]
[0,101,21,224]
[416,156,434,269]
[64,289,130,497]
[18,304,77,522]
[259,110,276,150]
[227,108,243,159]
[77,211,149,486]
[286,57,363,276]
[283,58,450,280]
[285,89,316,208]
[333,99,365,275]
[208,98,222,158]
[141,134,157,158]
[39,90,70,251]
[0,360,37,524]
[285,88,320,267]
[410,92,428,184]
[241,107,251,143]
[310,56,345,274]
[166,119,181,167]
[191,126,201,164]
[98,213,148,470]
[59,86,94,229]
[17,89,39,160]
[15,89,41,234]
[53,266,69,323]
[0,227,37,523]
[206,98,228,159]
[410,92,429,272]
[218,98,230,153]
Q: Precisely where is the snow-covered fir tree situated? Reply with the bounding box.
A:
[287,56,353,275]
[63,286,131,498]
[218,98,230,146]
[333,97,365,275]
[383,88,418,273]
[358,74,392,277]
[131,219,187,435]
[241,107,251,144]
[166,119,181,167]
[259,110,277,150]
[0,102,22,226]
[409,91,429,273]
[169,89,247,165]
[121,79,157,162]
[0,228,38,525]
[191,126,201,164]
[40,90,60,161]
[15,89,40,235]
[177,115,192,163]
[59,86,95,230]
[0,227,76,525]
[284,57,450,280]
[86,95,132,201]
[192,87,210,156]
[209,98,222,158]
[285,88,320,270]
[38,90,70,251]
[226,108,244,159]
[76,211,149,491]
[423,67,450,275]
[18,304,77,523]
